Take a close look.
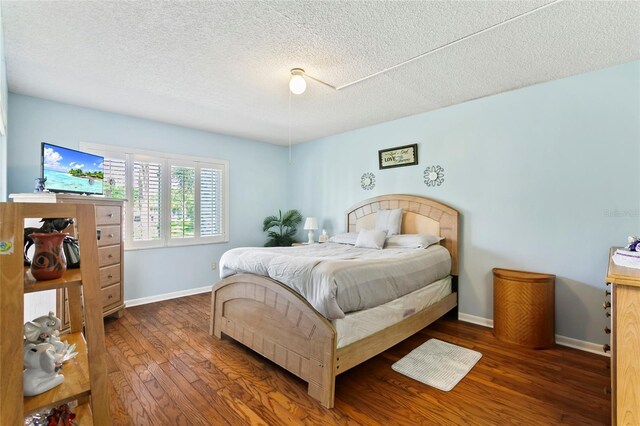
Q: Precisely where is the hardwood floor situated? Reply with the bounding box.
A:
[104,293,611,425]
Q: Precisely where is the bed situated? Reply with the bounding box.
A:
[210,194,459,408]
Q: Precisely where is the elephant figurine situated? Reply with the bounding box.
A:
[23,343,64,396]
[24,312,74,356]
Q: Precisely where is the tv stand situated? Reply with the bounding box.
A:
[10,193,126,327]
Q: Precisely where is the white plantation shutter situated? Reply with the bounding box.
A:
[170,165,196,238]
[102,155,127,237]
[102,157,126,199]
[200,166,223,237]
[131,158,162,242]
[79,142,229,248]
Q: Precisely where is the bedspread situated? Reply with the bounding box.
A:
[219,243,451,320]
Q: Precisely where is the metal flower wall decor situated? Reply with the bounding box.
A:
[424,165,445,187]
[361,172,376,190]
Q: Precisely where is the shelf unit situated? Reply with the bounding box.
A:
[10,193,126,329]
[0,202,111,425]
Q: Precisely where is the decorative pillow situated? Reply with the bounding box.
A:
[385,234,444,249]
[375,208,403,236]
[355,229,387,250]
[328,232,359,245]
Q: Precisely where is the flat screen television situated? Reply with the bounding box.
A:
[41,143,104,195]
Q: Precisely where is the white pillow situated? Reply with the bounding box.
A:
[355,229,387,250]
[375,208,403,236]
[385,234,444,249]
[328,232,359,245]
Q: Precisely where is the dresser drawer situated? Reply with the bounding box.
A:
[95,205,121,225]
[97,225,121,247]
[98,245,120,267]
[100,264,121,288]
[102,283,122,309]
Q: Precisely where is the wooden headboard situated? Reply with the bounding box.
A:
[345,194,459,276]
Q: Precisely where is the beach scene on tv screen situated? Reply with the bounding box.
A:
[43,145,103,194]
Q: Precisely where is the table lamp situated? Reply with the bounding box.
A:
[303,217,318,244]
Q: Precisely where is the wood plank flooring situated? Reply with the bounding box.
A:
[104,293,611,425]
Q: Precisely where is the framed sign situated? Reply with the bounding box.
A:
[378,144,418,170]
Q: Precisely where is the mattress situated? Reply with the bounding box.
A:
[333,275,452,348]
[219,242,451,320]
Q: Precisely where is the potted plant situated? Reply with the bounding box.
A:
[263,209,303,247]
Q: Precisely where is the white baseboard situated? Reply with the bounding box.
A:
[458,313,494,328]
[125,285,211,307]
[458,312,609,357]
[554,335,609,357]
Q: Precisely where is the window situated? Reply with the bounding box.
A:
[81,143,229,249]
[170,164,195,239]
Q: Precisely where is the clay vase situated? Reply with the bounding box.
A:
[29,233,68,280]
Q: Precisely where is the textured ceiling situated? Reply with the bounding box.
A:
[2,1,639,145]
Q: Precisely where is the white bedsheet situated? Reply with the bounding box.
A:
[334,276,451,348]
[219,243,451,320]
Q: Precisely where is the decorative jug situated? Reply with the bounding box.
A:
[29,232,68,280]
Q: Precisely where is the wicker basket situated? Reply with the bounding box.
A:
[493,268,555,349]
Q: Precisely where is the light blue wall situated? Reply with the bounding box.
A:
[289,61,640,344]
[7,94,288,300]
[0,4,8,201]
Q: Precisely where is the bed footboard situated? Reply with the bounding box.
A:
[210,274,337,408]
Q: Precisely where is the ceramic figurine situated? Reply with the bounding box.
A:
[34,177,47,193]
[319,229,329,243]
[24,312,74,356]
[23,343,64,396]
[23,218,74,266]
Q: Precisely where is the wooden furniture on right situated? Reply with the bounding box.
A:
[211,194,459,408]
[0,202,111,425]
[606,247,640,426]
[492,268,555,349]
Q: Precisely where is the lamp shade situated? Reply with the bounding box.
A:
[303,217,318,230]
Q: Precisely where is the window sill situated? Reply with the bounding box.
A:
[124,238,229,251]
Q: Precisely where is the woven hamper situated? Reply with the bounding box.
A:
[493,268,555,349]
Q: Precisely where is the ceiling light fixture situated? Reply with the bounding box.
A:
[289,67,338,94]
[289,68,307,94]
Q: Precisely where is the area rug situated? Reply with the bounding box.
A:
[391,338,482,391]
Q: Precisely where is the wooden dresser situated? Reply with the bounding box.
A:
[10,193,125,324]
[605,247,640,425]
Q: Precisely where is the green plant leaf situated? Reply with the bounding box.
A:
[263,209,303,246]
[262,215,280,231]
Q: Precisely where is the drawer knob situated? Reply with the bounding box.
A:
[108,294,113,299]
[107,213,114,218]
[604,290,611,297]
[604,326,611,334]
[603,343,610,353]
[108,234,114,238]
[603,301,611,309]
[107,274,113,279]
[108,254,113,258]
[606,311,611,318]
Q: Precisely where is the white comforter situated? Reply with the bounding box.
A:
[219,243,451,320]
